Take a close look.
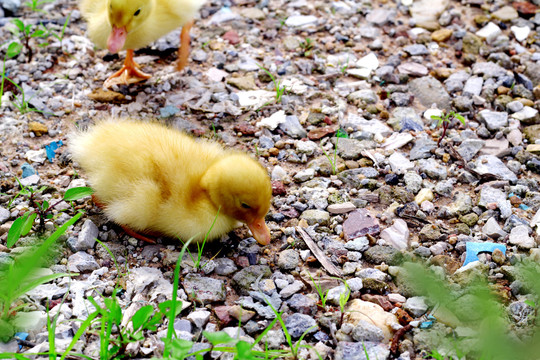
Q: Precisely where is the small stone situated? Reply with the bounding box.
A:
[87,88,126,103]
[300,210,330,226]
[343,209,380,240]
[431,29,452,42]
[227,75,256,90]
[277,249,300,271]
[508,225,536,250]
[380,219,409,251]
[415,188,434,205]
[28,122,48,136]
[403,296,428,317]
[67,251,99,272]
[491,248,506,265]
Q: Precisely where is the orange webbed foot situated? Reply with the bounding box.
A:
[104,49,151,89]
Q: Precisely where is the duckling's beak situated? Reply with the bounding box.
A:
[247,217,271,246]
[107,26,127,53]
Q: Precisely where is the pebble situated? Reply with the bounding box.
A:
[343,209,380,240]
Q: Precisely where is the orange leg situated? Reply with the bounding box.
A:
[92,194,157,244]
[103,49,152,89]
[177,20,194,71]
[120,224,157,244]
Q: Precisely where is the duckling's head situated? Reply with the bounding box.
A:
[201,154,272,245]
[107,0,153,53]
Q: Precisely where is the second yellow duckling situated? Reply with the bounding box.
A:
[69,119,272,245]
[80,0,206,88]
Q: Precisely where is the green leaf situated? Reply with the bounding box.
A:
[42,200,49,211]
[524,299,536,308]
[203,330,235,346]
[21,212,37,236]
[430,115,441,121]
[131,305,154,331]
[6,213,28,248]
[64,187,93,201]
[7,42,23,58]
[11,19,25,32]
[454,113,466,125]
[236,341,254,359]
[336,128,349,138]
[164,338,194,358]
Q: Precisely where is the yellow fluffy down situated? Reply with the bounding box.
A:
[69,119,272,243]
[80,0,206,51]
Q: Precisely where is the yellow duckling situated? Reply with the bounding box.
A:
[69,119,272,245]
[80,0,206,88]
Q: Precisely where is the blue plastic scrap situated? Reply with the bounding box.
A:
[21,162,37,178]
[419,321,434,329]
[45,140,63,163]
[463,242,506,266]
[15,332,29,350]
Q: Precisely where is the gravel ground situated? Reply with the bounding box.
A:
[2,0,540,359]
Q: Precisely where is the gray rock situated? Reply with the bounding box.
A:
[279,116,307,138]
[187,310,211,329]
[214,258,238,276]
[403,44,429,56]
[463,76,483,96]
[67,251,99,272]
[0,0,20,13]
[417,158,447,180]
[300,209,330,225]
[434,180,454,196]
[294,168,315,182]
[0,206,10,224]
[277,249,300,271]
[472,62,508,78]
[408,77,451,109]
[478,110,509,131]
[449,192,473,215]
[410,137,437,160]
[232,265,272,296]
[404,171,423,193]
[287,294,318,315]
[344,237,370,252]
[398,62,429,76]
[337,138,372,160]
[279,280,305,298]
[508,225,536,249]
[69,219,98,251]
[511,106,539,125]
[351,320,384,342]
[389,107,423,132]
[335,341,390,360]
[343,209,380,240]
[284,313,318,339]
[475,155,518,183]
[366,8,395,25]
[356,268,388,282]
[457,139,485,161]
[388,152,414,175]
[183,274,226,302]
[404,296,429,317]
[478,186,512,219]
[364,245,401,265]
[482,217,507,239]
[26,283,68,302]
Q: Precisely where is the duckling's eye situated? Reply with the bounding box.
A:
[134,9,141,16]
[241,203,251,209]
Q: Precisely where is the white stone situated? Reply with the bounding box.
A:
[475,22,502,43]
[25,149,47,163]
[285,15,318,27]
[346,68,372,79]
[357,52,379,71]
[281,78,308,95]
[206,68,228,82]
[328,202,357,214]
[423,108,443,120]
[388,152,414,175]
[237,90,275,108]
[511,25,531,42]
[380,219,409,251]
[257,110,287,130]
[382,132,414,151]
[271,166,288,181]
[509,225,536,249]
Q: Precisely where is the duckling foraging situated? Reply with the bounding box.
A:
[80,0,206,88]
[69,119,272,245]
